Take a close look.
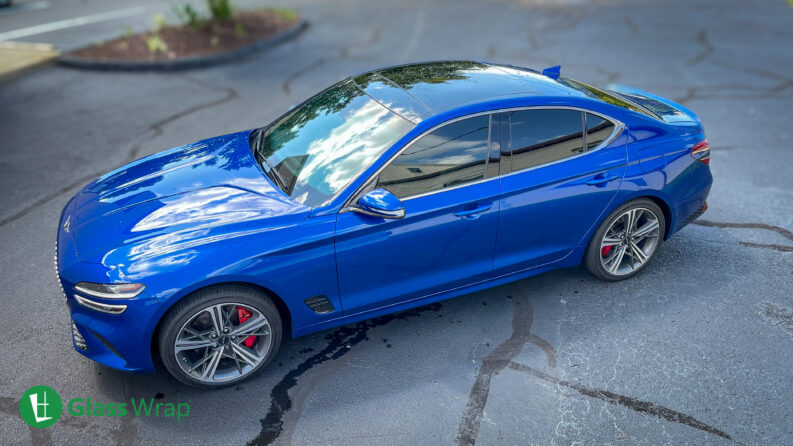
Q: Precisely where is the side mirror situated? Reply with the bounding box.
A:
[352,188,405,219]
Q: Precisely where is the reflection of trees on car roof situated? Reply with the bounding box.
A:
[259,61,490,158]
[375,61,489,88]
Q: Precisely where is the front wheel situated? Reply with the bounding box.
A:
[584,199,665,281]
[158,285,282,388]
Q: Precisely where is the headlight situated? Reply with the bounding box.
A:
[73,282,145,299]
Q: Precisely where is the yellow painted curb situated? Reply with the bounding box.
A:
[0,41,60,82]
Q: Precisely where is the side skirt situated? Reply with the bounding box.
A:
[291,247,586,338]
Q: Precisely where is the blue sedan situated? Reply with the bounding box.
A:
[56,61,712,387]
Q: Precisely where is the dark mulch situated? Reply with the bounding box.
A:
[71,10,297,62]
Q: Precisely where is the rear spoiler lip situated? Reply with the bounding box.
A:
[608,84,702,127]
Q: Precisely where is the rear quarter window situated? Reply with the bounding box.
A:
[585,113,616,150]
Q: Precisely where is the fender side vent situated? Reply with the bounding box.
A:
[304,295,335,314]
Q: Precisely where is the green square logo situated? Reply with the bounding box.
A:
[19,386,62,428]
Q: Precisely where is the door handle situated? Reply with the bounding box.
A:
[585,174,619,187]
[455,203,493,219]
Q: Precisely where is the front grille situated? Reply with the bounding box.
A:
[72,322,88,350]
[304,295,335,314]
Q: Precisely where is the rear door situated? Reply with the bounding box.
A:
[335,114,501,315]
[494,108,627,275]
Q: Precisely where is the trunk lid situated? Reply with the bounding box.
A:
[609,84,702,130]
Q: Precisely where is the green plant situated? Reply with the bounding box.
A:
[172,2,205,28]
[234,23,245,38]
[152,13,168,31]
[208,0,233,20]
[146,35,168,54]
[122,26,134,38]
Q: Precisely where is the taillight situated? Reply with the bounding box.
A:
[690,139,710,165]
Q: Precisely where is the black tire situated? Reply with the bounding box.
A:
[584,198,666,281]
[158,285,282,388]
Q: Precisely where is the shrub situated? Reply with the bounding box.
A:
[152,13,168,31]
[146,35,168,54]
[172,3,204,28]
[235,23,246,38]
[208,0,233,20]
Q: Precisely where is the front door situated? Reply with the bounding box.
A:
[335,114,501,315]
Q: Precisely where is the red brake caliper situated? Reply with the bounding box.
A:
[601,245,613,257]
[236,307,257,348]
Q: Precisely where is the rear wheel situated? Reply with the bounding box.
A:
[584,199,665,281]
[158,285,282,388]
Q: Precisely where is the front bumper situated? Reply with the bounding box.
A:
[57,199,158,373]
[67,299,155,373]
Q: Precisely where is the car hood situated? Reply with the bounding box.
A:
[72,131,310,264]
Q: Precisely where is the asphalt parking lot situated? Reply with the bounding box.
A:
[1,0,792,444]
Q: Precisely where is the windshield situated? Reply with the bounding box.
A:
[251,80,414,207]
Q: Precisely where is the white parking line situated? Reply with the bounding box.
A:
[0,5,146,41]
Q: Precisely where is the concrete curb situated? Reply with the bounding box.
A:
[55,20,308,72]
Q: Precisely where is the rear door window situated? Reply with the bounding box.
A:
[509,109,585,172]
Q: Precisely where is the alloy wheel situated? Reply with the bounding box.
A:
[599,207,661,276]
[174,303,272,383]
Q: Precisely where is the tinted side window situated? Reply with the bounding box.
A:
[585,113,615,149]
[509,109,585,172]
[377,115,490,199]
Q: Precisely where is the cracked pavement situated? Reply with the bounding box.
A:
[1,0,792,444]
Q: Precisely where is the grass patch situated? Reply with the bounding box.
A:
[262,7,299,22]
